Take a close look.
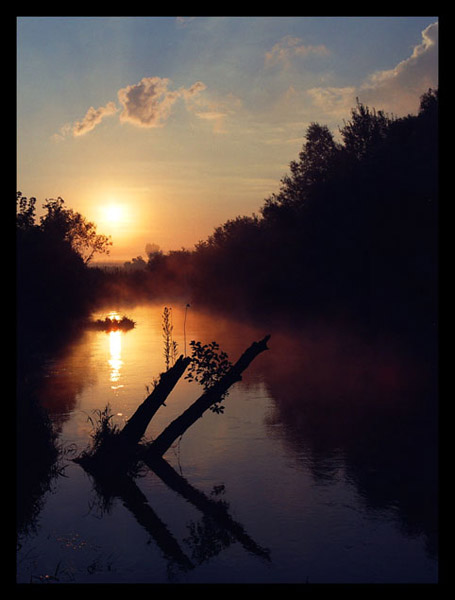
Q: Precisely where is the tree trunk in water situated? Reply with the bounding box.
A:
[118,355,191,447]
[145,335,270,459]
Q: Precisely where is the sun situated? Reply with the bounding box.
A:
[103,204,124,224]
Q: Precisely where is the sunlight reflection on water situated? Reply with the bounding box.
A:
[108,330,123,389]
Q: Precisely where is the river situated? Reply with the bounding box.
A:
[16,301,438,584]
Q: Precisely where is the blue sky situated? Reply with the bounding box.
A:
[17,16,438,260]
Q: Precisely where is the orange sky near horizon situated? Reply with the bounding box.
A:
[18,17,438,263]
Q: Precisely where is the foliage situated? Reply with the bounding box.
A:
[39,196,112,264]
[262,123,341,216]
[17,194,111,282]
[17,193,114,351]
[340,99,392,160]
[185,341,232,413]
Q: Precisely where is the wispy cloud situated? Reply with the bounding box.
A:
[306,86,357,120]
[194,110,229,134]
[265,35,330,68]
[72,101,118,136]
[188,91,242,134]
[52,122,73,143]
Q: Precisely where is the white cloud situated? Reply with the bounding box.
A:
[117,77,209,129]
[117,77,182,128]
[265,35,330,68]
[358,21,438,114]
[72,101,118,136]
[307,21,438,119]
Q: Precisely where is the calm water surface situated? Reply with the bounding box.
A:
[17,302,438,584]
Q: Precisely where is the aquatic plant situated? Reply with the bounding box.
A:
[162,307,178,371]
[85,404,121,455]
[184,303,190,356]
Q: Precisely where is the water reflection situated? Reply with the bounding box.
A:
[87,457,270,578]
[108,330,123,390]
[18,302,438,582]
[258,326,438,559]
[37,330,96,430]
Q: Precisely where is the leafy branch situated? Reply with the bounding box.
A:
[184,341,232,413]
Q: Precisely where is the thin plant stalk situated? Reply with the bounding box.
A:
[184,303,190,357]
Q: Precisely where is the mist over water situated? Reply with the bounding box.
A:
[17,301,437,584]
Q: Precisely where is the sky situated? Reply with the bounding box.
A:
[17,16,438,262]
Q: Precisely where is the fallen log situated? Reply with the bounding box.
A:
[118,355,191,447]
[145,335,271,459]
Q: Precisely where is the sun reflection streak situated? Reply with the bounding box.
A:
[108,330,124,390]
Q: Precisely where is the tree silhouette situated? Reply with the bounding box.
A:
[171,89,439,343]
[39,196,111,264]
[16,194,111,352]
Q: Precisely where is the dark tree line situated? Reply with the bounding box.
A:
[146,89,438,347]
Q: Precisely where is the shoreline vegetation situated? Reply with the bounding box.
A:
[87,315,136,332]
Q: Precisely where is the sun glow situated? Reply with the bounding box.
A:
[108,331,123,390]
[103,203,125,224]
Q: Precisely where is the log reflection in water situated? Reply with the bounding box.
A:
[85,457,270,575]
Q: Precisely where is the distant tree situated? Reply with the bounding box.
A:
[124,256,147,271]
[145,242,162,258]
[145,243,165,273]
